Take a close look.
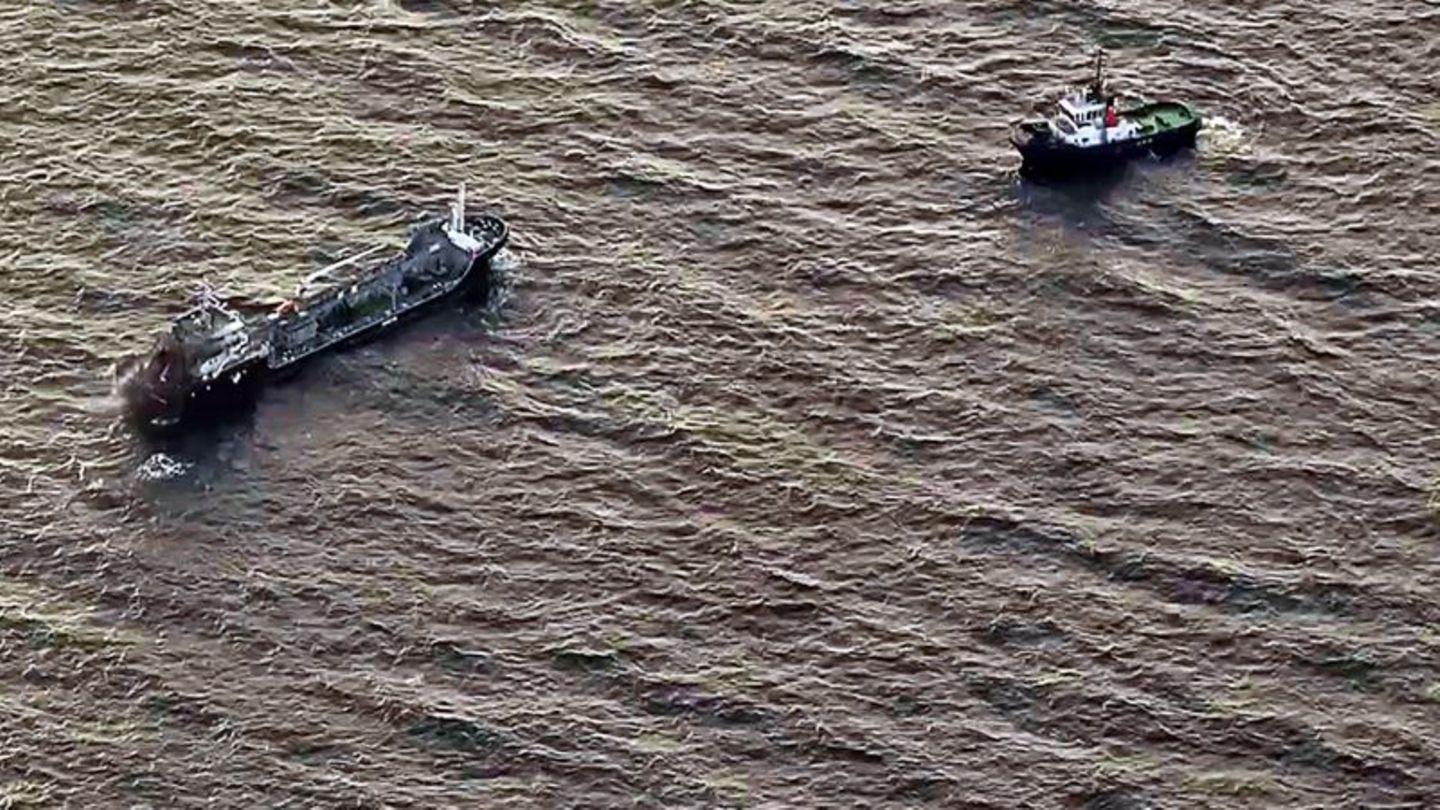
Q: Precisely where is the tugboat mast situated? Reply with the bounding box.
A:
[1091,47,1106,100]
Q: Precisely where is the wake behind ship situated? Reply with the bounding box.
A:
[118,186,509,433]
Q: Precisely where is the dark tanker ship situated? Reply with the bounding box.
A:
[118,185,509,433]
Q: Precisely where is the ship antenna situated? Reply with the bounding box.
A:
[1092,47,1106,98]
[454,182,466,231]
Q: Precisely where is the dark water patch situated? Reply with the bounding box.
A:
[1164,210,1299,284]
[971,677,1038,717]
[832,3,933,28]
[263,172,417,218]
[284,736,341,763]
[981,616,1066,648]
[13,332,114,367]
[1225,160,1289,189]
[263,357,502,434]
[1278,266,1368,301]
[982,683,1177,748]
[970,669,1419,791]
[1013,169,1131,227]
[1017,0,1181,50]
[144,689,228,732]
[958,516,1361,618]
[1028,383,1083,417]
[601,170,732,205]
[1047,268,1201,320]
[1076,789,1152,810]
[397,0,460,16]
[1222,714,1414,788]
[1162,563,1358,616]
[789,154,853,190]
[71,479,135,514]
[793,258,898,292]
[429,640,493,676]
[528,411,621,440]
[50,0,176,19]
[890,693,934,718]
[1100,206,1379,301]
[2,613,93,652]
[807,738,887,765]
[271,170,328,202]
[1292,645,1381,691]
[634,586,715,615]
[691,216,732,244]
[605,173,666,199]
[207,40,272,63]
[326,184,408,218]
[809,44,908,90]
[643,686,773,727]
[204,40,302,75]
[406,713,505,754]
[92,200,145,231]
[888,772,955,802]
[73,286,169,315]
[736,597,822,620]
[551,647,623,673]
[47,195,189,239]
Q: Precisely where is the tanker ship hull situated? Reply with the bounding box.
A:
[120,192,508,436]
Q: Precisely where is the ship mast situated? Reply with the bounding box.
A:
[452,182,466,232]
[1091,47,1106,100]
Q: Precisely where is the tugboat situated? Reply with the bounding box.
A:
[1011,49,1202,178]
[117,185,509,433]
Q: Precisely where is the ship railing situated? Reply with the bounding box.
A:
[269,276,456,368]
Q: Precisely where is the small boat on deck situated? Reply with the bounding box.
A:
[1010,49,1202,178]
[118,185,509,434]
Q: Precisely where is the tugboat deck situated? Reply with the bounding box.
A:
[1124,101,1199,135]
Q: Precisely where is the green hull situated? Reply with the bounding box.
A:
[1121,101,1202,138]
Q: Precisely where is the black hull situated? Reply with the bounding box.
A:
[271,243,499,374]
[123,247,502,436]
[1012,120,1200,179]
[121,355,268,434]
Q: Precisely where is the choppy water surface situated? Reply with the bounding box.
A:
[3,1,1439,807]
